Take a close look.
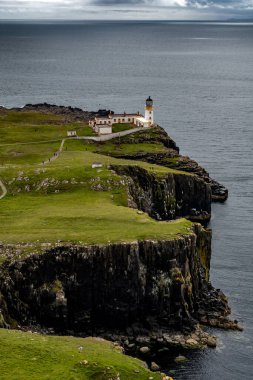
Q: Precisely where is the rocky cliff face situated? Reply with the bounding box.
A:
[133,152,228,203]
[0,106,236,363]
[107,126,228,202]
[111,165,211,222]
[0,225,236,340]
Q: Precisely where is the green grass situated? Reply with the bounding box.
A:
[0,111,62,124]
[0,111,190,379]
[112,123,135,133]
[0,111,192,248]
[0,110,94,164]
[62,141,184,176]
[0,329,162,380]
[0,148,192,245]
[0,191,192,245]
[0,110,94,146]
[77,140,167,156]
[0,142,61,165]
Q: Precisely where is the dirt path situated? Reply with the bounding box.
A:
[0,127,144,196]
[40,138,66,165]
[0,178,7,200]
[81,127,143,142]
[41,127,144,164]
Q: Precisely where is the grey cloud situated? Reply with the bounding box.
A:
[92,0,252,6]
[186,0,253,8]
[0,0,252,19]
[93,0,146,4]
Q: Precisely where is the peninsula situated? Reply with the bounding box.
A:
[0,101,239,379]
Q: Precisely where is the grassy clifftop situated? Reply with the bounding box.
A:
[0,108,227,380]
[0,109,193,247]
[0,329,163,380]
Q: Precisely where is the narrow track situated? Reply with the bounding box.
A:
[0,179,7,200]
[0,127,144,198]
[41,127,144,164]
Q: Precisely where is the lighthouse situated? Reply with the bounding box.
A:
[145,96,154,126]
[89,96,155,134]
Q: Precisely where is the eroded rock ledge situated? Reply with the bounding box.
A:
[0,225,239,353]
[111,165,211,223]
[104,126,228,203]
[0,104,236,369]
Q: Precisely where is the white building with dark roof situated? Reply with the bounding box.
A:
[89,97,154,135]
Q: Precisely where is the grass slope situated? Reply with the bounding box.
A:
[0,147,192,245]
[0,329,163,380]
[0,110,94,145]
[0,110,192,247]
[0,111,182,380]
[112,123,135,133]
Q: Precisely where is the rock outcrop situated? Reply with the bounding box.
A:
[0,225,238,342]
[0,103,98,123]
[111,165,211,223]
[103,126,228,202]
[0,105,237,367]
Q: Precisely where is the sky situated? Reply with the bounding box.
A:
[0,0,253,20]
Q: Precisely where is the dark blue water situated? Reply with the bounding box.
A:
[0,21,253,379]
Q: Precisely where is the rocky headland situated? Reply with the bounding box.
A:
[0,104,239,375]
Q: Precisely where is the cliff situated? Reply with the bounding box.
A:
[96,126,228,202]
[0,106,237,372]
[0,224,238,350]
[111,165,211,222]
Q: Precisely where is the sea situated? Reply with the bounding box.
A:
[0,20,252,380]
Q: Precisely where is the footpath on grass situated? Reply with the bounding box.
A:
[85,127,143,142]
[0,126,144,197]
[0,179,7,200]
[41,127,143,164]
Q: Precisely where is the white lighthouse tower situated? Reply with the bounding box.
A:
[145,96,154,126]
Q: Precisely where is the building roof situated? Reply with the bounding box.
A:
[96,113,142,119]
[112,113,140,117]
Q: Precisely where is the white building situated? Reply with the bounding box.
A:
[67,130,77,137]
[89,97,154,135]
[94,124,113,135]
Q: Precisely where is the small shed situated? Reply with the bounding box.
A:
[67,130,77,137]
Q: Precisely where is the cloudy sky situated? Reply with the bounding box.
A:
[0,0,253,20]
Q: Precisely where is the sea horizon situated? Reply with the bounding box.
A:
[0,20,252,379]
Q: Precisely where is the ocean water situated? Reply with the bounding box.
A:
[0,21,253,379]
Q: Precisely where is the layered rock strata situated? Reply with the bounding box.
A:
[0,225,239,346]
[0,105,236,366]
[103,126,228,202]
[111,165,211,222]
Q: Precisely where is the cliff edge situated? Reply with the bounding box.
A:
[0,105,237,373]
